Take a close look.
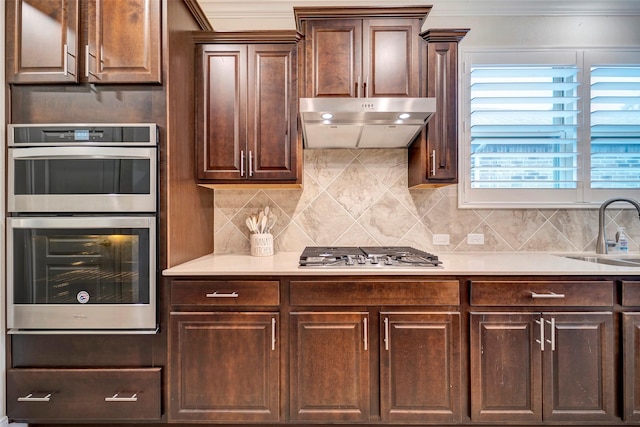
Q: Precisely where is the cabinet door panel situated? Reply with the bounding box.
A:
[7,0,79,83]
[290,312,370,421]
[380,312,461,422]
[624,312,640,421]
[364,19,420,97]
[197,45,247,180]
[306,20,362,98]
[470,312,542,422]
[87,0,161,83]
[169,312,280,422]
[543,312,614,421]
[408,30,468,188]
[248,44,297,179]
[425,40,458,180]
[622,281,640,306]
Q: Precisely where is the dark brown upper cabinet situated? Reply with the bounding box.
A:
[294,7,430,98]
[195,32,301,187]
[408,29,469,188]
[6,0,161,84]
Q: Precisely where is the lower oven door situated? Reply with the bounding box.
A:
[7,216,156,332]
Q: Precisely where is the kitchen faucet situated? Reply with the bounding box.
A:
[596,197,640,254]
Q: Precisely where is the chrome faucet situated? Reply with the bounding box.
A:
[596,197,640,254]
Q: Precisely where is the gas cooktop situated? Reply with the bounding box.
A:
[298,246,442,268]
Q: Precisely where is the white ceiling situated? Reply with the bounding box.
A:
[196,0,640,20]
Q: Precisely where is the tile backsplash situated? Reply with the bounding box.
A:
[213,149,639,254]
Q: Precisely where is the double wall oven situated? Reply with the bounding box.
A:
[7,124,158,333]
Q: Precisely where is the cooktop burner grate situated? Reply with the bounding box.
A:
[298,246,442,268]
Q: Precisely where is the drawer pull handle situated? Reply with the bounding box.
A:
[363,317,369,351]
[18,393,52,402]
[546,317,556,351]
[431,150,437,176]
[63,44,68,76]
[105,393,138,402]
[271,317,277,351]
[535,318,545,351]
[383,317,390,351]
[531,291,565,299]
[85,45,90,78]
[206,291,239,298]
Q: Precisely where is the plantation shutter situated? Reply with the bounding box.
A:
[590,66,640,189]
[469,66,581,189]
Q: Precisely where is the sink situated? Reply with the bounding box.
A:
[560,255,640,267]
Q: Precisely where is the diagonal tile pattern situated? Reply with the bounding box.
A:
[212,149,639,254]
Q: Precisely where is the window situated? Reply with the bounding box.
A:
[590,64,640,189]
[460,50,640,207]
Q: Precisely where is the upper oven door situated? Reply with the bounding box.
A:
[8,146,157,213]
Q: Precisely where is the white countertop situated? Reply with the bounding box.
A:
[163,251,640,276]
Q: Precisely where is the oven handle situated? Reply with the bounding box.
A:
[10,146,155,160]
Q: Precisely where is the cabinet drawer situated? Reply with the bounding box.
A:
[290,280,459,306]
[171,280,279,306]
[622,281,640,306]
[7,368,161,421]
[470,280,614,307]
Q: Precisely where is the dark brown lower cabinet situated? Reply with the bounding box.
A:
[624,312,640,421]
[7,368,161,421]
[289,311,461,423]
[470,312,615,423]
[169,312,280,422]
[380,312,461,422]
[289,312,370,422]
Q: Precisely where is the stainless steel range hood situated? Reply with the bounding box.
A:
[299,97,436,149]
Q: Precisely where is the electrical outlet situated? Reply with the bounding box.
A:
[433,234,450,245]
[467,233,485,245]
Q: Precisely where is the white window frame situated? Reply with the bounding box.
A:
[459,49,640,208]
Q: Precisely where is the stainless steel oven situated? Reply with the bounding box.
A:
[8,123,157,213]
[6,123,159,333]
[7,216,156,332]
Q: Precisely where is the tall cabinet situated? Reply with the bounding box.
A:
[4,0,214,422]
[6,0,161,84]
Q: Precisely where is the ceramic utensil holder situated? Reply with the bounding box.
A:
[250,233,273,257]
